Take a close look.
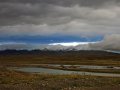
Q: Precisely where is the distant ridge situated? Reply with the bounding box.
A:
[0,49,119,55]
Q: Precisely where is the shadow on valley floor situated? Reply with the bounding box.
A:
[0,50,120,66]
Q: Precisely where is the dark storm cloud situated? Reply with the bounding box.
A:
[0,0,119,7]
[0,0,120,51]
[0,0,120,25]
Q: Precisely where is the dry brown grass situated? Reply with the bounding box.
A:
[0,51,120,66]
[0,67,120,90]
[0,51,120,90]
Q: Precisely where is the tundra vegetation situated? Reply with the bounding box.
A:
[0,50,120,90]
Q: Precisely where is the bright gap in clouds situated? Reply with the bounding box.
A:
[49,42,97,46]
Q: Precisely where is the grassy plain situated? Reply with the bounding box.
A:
[0,50,120,90]
[0,67,120,90]
[0,50,120,66]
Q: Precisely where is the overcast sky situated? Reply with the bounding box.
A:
[0,0,120,50]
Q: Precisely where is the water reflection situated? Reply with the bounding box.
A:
[12,67,120,77]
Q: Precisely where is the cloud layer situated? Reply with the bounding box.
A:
[0,34,120,51]
[0,0,120,50]
[0,0,120,36]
